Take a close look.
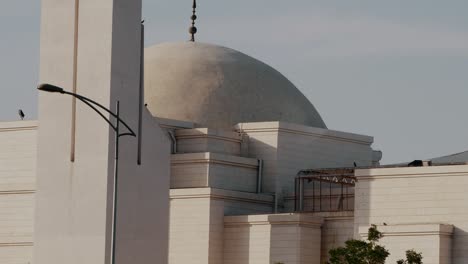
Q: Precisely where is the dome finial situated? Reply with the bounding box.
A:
[189,0,197,42]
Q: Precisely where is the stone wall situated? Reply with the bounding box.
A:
[0,121,37,264]
[355,165,468,263]
[175,128,242,156]
[317,212,354,263]
[171,152,259,192]
[169,188,274,264]
[237,121,376,211]
[359,224,453,264]
[224,214,323,264]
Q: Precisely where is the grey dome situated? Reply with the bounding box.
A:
[144,42,326,129]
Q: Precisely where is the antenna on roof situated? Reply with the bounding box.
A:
[189,0,197,42]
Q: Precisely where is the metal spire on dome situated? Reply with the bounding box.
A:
[189,0,197,41]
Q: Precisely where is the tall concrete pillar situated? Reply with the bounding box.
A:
[35,1,170,263]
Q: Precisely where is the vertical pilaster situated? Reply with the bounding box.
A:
[35,1,170,263]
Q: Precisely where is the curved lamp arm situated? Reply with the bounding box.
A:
[38,83,136,137]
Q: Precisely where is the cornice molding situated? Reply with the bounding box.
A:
[176,134,242,143]
[0,242,33,247]
[237,123,372,145]
[170,188,274,205]
[0,190,35,195]
[359,224,454,238]
[224,214,323,228]
[171,153,258,169]
[357,171,468,181]
[0,121,38,132]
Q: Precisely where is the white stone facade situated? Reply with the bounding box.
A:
[355,165,468,263]
[0,121,36,264]
[0,119,376,263]
[3,117,468,263]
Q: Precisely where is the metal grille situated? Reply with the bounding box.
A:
[294,168,356,212]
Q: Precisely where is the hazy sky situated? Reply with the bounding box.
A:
[1,0,467,164]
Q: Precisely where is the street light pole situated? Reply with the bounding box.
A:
[38,83,136,264]
[111,100,120,264]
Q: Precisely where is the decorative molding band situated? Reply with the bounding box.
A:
[170,188,274,205]
[171,192,273,205]
[224,214,324,228]
[383,231,453,237]
[210,193,273,205]
[358,171,468,181]
[359,224,454,238]
[171,153,258,169]
[272,221,322,228]
[224,221,322,229]
[323,216,354,221]
[0,190,35,195]
[0,120,38,131]
[176,134,242,144]
[0,242,33,247]
[0,126,38,132]
[156,117,195,129]
[239,127,372,145]
[360,230,453,237]
[224,221,271,227]
[172,158,258,169]
[284,194,354,201]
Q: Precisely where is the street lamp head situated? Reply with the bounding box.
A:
[37,83,65,93]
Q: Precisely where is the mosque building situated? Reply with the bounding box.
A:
[0,1,467,264]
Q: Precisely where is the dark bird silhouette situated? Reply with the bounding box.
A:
[383,222,388,226]
[353,162,357,168]
[18,109,25,120]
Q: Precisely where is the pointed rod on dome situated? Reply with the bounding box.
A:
[189,0,197,42]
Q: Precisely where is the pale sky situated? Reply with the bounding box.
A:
[1,0,467,164]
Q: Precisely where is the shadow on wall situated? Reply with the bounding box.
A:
[452,226,466,263]
[353,177,371,237]
[245,135,279,200]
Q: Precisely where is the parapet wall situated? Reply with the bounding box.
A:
[0,121,37,264]
[236,121,376,206]
[224,214,323,264]
[355,165,468,263]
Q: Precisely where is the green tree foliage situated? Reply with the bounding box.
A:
[396,250,423,264]
[327,225,389,264]
[327,225,423,264]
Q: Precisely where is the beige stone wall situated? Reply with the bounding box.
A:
[236,123,280,194]
[175,128,242,156]
[275,122,374,199]
[169,188,274,264]
[0,121,37,264]
[224,222,271,264]
[355,165,468,263]
[224,214,323,264]
[316,212,354,263]
[171,152,259,192]
[359,224,453,264]
[223,198,273,216]
[168,195,212,264]
[237,122,375,211]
